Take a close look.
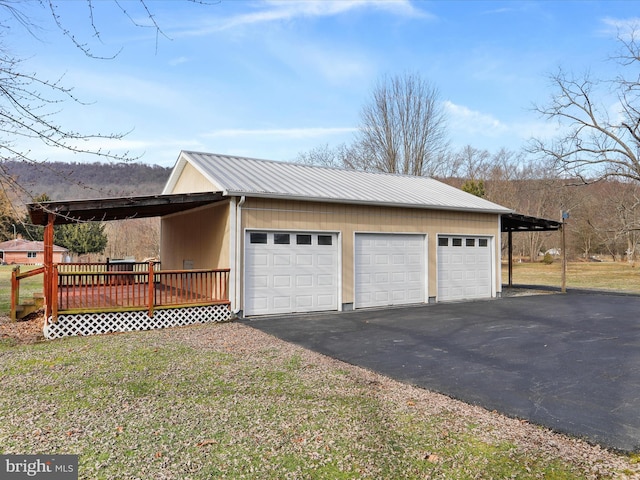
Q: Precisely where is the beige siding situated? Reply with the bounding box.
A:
[241,198,501,307]
[172,162,218,194]
[161,201,230,270]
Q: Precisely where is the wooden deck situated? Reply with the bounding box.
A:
[57,278,228,311]
[11,261,231,322]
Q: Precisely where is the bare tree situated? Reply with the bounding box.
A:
[454,145,491,179]
[356,72,449,176]
[0,1,205,205]
[530,24,640,184]
[105,217,160,261]
[296,143,352,169]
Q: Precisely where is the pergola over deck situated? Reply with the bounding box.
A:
[26,192,228,321]
[501,213,564,288]
[28,191,226,225]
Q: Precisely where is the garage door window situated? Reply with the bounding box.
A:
[250,232,267,244]
[466,238,475,247]
[318,235,333,246]
[274,233,290,244]
[296,234,312,245]
[479,239,488,247]
[452,238,463,247]
[438,237,448,247]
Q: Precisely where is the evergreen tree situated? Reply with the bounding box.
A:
[461,179,486,198]
[54,222,108,256]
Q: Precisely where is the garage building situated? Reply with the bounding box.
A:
[161,151,512,317]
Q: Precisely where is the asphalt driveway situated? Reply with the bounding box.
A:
[243,292,640,452]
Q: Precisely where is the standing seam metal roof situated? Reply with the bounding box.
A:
[165,150,512,214]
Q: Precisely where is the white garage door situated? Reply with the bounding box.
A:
[355,233,425,308]
[437,236,492,301]
[244,231,338,316]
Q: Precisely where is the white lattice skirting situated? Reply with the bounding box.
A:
[43,305,232,340]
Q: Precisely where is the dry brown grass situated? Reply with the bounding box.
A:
[1,322,638,479]
[503,261,640,293]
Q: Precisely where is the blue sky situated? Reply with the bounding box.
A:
[10,0,639,168]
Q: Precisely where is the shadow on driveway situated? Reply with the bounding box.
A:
[242,292,640,453]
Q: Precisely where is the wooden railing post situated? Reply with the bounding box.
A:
[147,261,155,317]
[51,265,59,322]
[10,266,20,322]
[43,213,55,319]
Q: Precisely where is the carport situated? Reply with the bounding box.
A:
[501,213,563,289]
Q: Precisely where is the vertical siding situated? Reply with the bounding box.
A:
[161,201,230,270]
[172,162,218,193]
[241,198,500,307]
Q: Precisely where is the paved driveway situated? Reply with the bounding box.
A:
[243,292,640,452]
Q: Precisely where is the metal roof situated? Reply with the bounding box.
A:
[501,213,562,232]
[164,151,512,214]
[28,192,226,226]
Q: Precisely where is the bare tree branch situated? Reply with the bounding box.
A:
[0,0,190,206]
[356,72,450,176]
[529,26,640,184]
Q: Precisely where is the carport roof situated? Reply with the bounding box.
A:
[27,191,226,226]
[501,213,562,232]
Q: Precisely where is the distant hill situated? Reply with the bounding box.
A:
[2,160,172,202]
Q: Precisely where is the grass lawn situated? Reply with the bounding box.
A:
[2,262,640,478]
[0,322,635,479]
[503,260,640,294]
[0,265,44,314]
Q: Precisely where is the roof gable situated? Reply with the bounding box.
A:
[164,150,512,214]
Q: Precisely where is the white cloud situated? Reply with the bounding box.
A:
[263,37,373,85]
[600,17,640,38]
[65,69,186,108]
[177,0,431,36]
[203,127,357,139]
[169,56,190,67]
[444,100,562,151]
[444,101,508,137]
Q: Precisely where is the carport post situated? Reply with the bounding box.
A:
[508,230,513,287]
[561,217,567,293]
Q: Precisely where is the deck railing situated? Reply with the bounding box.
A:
[51,263,230,320]
[10,266,45,321]
[57,261,160,274]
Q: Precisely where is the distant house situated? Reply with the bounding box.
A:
[0,238,68,265]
